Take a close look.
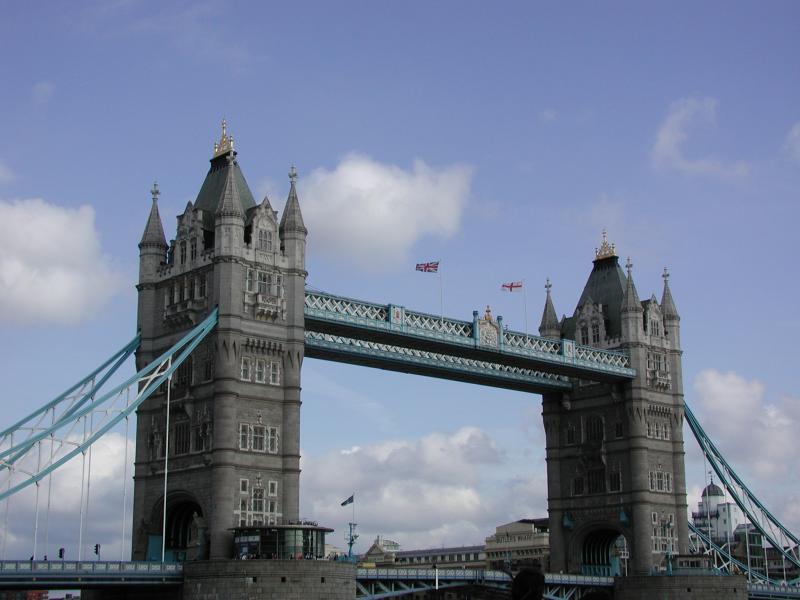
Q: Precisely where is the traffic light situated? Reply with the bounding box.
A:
[58,547,65,559]
[94,544,100,555]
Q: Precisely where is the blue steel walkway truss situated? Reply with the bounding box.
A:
[304,290,635,393]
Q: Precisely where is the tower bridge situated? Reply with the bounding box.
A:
[0,122,797,599]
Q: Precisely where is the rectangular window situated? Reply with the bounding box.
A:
[572,476,584,496]
[190,238,197,260]
[270,361,280,385]
[591,323,600,344]
[198,274,207,298]
[246,268,255,293]
[255,359,266,383]
[173,283,180,304]
[588,468,606,494]
[268,500,277,513]
[173,421,190,455]
[180,241,187,265]
[665,472,672,492]
[268,480,278,497]
[258,271,268,294]
[614,421,623,438]
[609,469,622,492]
[202,345,214,382]
[240,357,251,381]
[187,277,195,300]
[267,427,279,454]
[239,423,250,450]
[252,488,265,513]
[240,479,249,494]
[273,274,283,297]
[252,425,266,452]
[566,424,576,445]
[656,471,664,491]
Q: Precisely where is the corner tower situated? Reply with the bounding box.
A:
[542,232,688,576]
[132,122,307,560]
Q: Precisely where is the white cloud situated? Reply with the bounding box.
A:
[301,427,514,549]
[0,198,125,326]
[652,97,749,178]
[0,160,13,184]
[32,81,54,105]
[784,122,800,164]
[2,432,133,560]
[691,370,798,481]
[298,154,471,270]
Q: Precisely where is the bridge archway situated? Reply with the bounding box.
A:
[148,491,206,562]
[574,525,629,577]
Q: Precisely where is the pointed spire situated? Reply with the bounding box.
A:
[139,181,167,249]
[539,278,561,337]
[280,164,307,234]
[661,267,679,319]
[622,257,642,313]
[216,154,244,219]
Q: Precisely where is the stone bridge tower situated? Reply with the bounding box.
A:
[132,122,306,560]
[541,233,688,575]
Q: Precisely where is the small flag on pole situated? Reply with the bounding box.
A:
[501,281,523,292]
[341,494,354,506]
[415,261,440,273]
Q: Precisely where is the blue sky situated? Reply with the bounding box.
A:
[0,1,799,559]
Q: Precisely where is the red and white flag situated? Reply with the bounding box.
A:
[416,261,440,273]
[501,281,523,292]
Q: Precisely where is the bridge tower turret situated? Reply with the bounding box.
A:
[132,122,306,561]
[543,232,688,576]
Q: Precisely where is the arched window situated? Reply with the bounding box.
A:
[580,325,589,345]
[258,229,273,251]
[591,322,600,344]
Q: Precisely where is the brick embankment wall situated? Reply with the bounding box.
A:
[614,574,747,600]
[182,559,357,600]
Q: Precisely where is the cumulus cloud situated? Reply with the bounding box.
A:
[691,370,798,481]
[0,160,13,184]
[2,432,133,560]
[784,122,800,164]
[652,97,749,178]
[302,427,513,549]
[0,198,125,325]
[32,81,54,105]
[299,154,471,270]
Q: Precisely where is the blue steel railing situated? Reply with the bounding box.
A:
[0,560,182,586]
[305,290,634,378]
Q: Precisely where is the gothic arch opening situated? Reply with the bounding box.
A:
[581,528,628,577]
[148,491,206,562]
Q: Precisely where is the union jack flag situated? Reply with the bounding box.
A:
[501,281,523,292]
[415,261,439,273]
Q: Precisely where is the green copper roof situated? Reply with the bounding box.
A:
[194,153,256,227]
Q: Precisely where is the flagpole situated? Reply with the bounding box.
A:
[438,260,443,324]
[522,279,528,336]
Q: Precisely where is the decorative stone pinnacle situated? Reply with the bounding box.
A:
[662,267,670,282]
[626,257,633,276]
[593,229,618,261]
[213,118,235,158]
[150,181,160,202]
[289,164,298,184]
[545,278,552,294]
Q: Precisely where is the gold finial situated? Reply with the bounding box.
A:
[150,181,160,202]
[593,228,618,261]
[213,118,235,158]
[289,164,298,184]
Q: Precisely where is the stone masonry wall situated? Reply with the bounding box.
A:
[182,559,356,600]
